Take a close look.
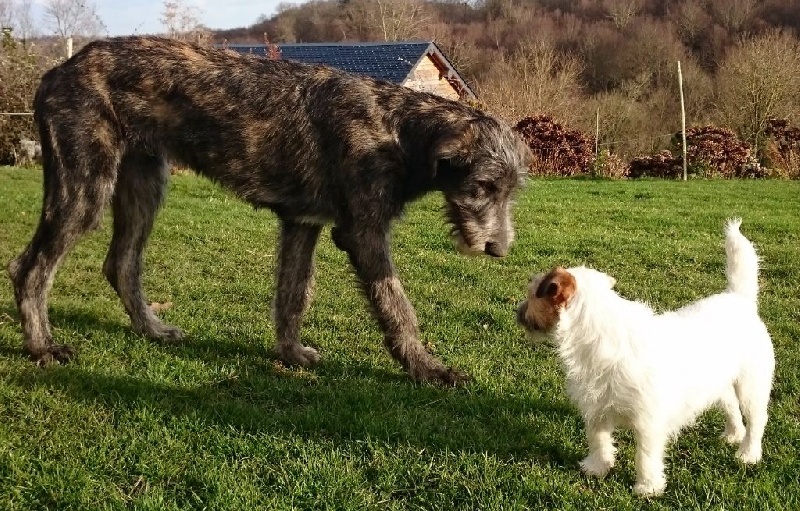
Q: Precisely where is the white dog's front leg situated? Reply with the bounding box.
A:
[580,416,616,477]
[633,428,668,497]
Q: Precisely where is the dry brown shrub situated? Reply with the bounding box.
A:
[0,31,42,164]
[764,118,800,178]
[627,150,681,179]
[763,144,800,179]
[515,114,595,176]
[592,149,628,178]
[680,126,764,178]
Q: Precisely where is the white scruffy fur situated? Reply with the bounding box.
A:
[517,219,775,496]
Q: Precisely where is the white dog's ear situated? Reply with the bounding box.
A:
[606,275,616,288]
[535,267,576,307]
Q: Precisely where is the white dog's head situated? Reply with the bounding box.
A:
[516,266,616,344]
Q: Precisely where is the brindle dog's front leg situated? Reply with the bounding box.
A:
[332,226,470,386]
[273,220,323,367]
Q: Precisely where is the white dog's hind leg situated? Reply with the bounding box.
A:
[633,427,668,497]
[579,416,617,477]
[719,386,746,445]
[735,377,770,464]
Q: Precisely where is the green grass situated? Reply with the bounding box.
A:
[1,166,798,510]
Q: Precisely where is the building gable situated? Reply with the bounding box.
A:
[226,41,475,100]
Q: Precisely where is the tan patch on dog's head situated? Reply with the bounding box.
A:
[517,267,576,334]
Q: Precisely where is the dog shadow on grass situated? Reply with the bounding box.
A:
[1,303,583,468]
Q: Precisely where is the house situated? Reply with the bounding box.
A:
[225,41,476,101]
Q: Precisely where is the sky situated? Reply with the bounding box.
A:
[99,0,287,36]
[31,0,287,37]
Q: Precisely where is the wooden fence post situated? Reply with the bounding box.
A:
[595,107,599,161]
[678,60,687,181]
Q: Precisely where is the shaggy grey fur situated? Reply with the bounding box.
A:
[8,36,531,385]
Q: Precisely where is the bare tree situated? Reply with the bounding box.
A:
[711,0,758,33]
[603,0,643,30]
[347,0,430,42]
[161,0,210,44]
[478,39,584,124]
[0,1,12,29]
[272,14,297,42]
[484,0,516,21]
[12,0,38,42]
[670,0,711,46]
[423,21,477,77]
[715,31,800,154]
[43,0,105,40]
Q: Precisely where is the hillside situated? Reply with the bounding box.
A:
[208,0,800,158]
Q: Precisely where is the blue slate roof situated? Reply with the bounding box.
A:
[225,41,475,99]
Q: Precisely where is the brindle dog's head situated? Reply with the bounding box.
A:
[433,116,531,257]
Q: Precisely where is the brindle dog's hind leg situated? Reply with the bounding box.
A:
[103,150,182,342]
[8,125,118,364]
[273,220,323,367]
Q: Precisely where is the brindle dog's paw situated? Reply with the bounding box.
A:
[442,366,472,387]
[153,325,184,343]
[29,344,75,366]
[275,343,321,368]
[139,322,184,343]
[412,365,472,387]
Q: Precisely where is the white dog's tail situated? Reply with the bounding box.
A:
[725,218,760,303]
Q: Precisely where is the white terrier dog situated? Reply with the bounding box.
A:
[516,219,774,496]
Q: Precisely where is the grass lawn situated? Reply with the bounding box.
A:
[1,166,798,510]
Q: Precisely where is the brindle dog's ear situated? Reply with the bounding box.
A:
[433,121,479,162]
[431,120,479,187]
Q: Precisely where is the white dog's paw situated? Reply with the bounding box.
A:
[633,477,666,497]
[721,427,746,445]
[579,455,614,477]
[736,446,762,464]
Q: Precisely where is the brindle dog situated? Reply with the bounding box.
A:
[8,36,531,385]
